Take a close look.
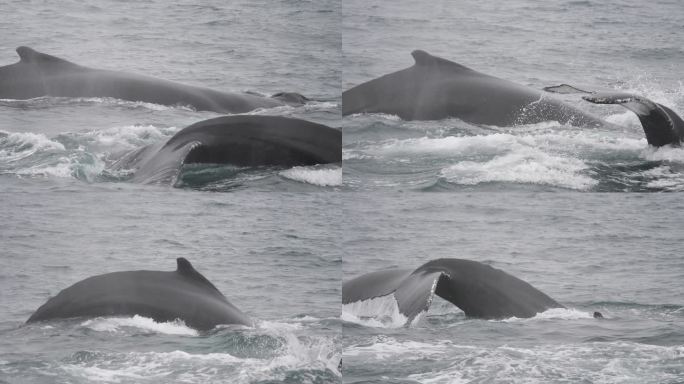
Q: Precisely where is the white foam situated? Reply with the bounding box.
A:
[61,364,153,382]
[280,165,341,186]
[301,101,339,111]
[407,342,684,384]
[0,131,65,162]
[372,134,515,157]
[61,350,246,384]
[80,315,199,336]
[0,130,110,180]
[347,112,402,121]
[11,152,105,181]
[498,307,594,322]
[267,329,340,376]
[69,97,197,112]
[256,319,304,331]
[641,145,684,163]
[642,165,684,191]
[344,336,455,360]
[83,124,177,151]
[358,128,658,191]
[341,294,409,328]
[605,111,641,127]
[440,148,597,190]
[62,343,340,384]
[341,149,373,161]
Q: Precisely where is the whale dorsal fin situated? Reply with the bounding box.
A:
[16,46,75,66]
[175,258,222,295]
[176,257,197,275]
[410,50,472,71]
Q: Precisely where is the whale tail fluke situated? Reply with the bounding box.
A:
[341,267,442,325]
[545,83,683,147]
[342,259,564,326]
[582,92,684,147]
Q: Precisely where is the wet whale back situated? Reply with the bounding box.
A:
[0,47,292,113]
[26,258,252,330]
[343,50,604,126]
[122,115,342,185]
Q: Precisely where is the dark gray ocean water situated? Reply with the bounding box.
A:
[2,0,683,383]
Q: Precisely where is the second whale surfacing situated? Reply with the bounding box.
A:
[343,50,684,147]
[110,115,342,185]
[342,258,564,325]
[26,258,252,330]
[0,46,306,113]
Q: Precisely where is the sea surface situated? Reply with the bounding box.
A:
[1,0,341,383]
[341,0,684,383]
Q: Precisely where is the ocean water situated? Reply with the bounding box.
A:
[0,0,341,383]
[341,0,684,383]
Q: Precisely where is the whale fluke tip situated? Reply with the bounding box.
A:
[176,257,195,274]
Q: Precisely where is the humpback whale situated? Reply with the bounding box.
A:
[343,50,684,147]
[0,46,306,113]
[342,259,564,324]
[109,115,342,184]
[27,258,252,330]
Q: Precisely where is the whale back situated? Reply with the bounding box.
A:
[342,50,604,126]
[122,115,342,185]
[0,47,79,98]
[0,47,293,113]
[26,258,252,329]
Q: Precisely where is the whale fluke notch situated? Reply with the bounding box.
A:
[343,258,564,325]
[410,50,471,71]
[16,46,74,66]
[175,257,222,295]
